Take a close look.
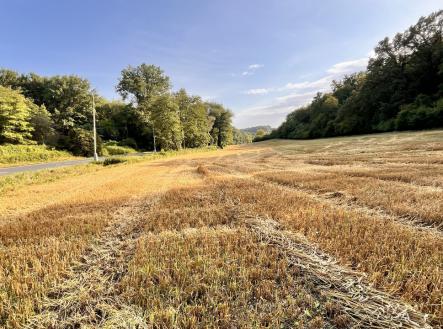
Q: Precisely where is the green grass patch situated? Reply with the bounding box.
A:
[0,164,102,194]
[103,146,220,165]
[102,157,128,166]
[0,144,74,166]
[103,145,138,156]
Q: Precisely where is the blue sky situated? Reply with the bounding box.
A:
[1,1,441,128]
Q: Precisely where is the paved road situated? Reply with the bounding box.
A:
[0,158,93,176]
[0,152,150,176]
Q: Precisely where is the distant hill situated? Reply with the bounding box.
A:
[241,125,273,134]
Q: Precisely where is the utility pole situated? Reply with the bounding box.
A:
[152,123,157,153]
[92,93,99,161]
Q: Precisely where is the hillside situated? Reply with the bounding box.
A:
[240,125,273,134]
[260,11,443,141]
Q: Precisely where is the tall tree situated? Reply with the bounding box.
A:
[0,69,22,89]
[0,86,34,144]
[174,89,210,148]
[29,103,54,145]
[116,64,170,105]
[116,64,171,149]
[207,103,233,148]
[97,100,154,150]
[151,95,183,150]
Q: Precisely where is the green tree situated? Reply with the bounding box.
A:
[116,64,170,105]
[97,101,154,150]
[0,71,94,140]
[60,127,103,156]
[233,128,253,144]
[255,129,266,138]
[207,103,233,148]
[0,86,34,144]
[0,69,22,89]
[8,74,93,133]
[273,11,443,140]
[116,64,171,150]
[29,103,54,144]
[43,76,93,133]
[174,89,210,148]
[151,95,183,150]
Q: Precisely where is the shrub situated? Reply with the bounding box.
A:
[59,128,103,157]
[0,86,33,144]
[0,144,72,164]
[103,145,137,155]
[396,100,443,130]
[103,157,127,166]
[119,138,138,149]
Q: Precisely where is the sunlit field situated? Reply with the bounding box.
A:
[1,130,442,328]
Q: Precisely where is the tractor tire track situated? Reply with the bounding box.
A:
[25,196,159,328]
[255,176,443,238]
[246,215,432,329]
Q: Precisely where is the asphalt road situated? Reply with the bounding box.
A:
[0,158,93,176]
[0,152,150,176]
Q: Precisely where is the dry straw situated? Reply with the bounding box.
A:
[246,215,432,329]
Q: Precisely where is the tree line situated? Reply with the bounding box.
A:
[0,63,236,155]
[257,10,443,141]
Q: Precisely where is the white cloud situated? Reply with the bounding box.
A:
[282,75,333,92]
[234,91,316,128]
[235,54,371,127]
[240,64,264,76]
[276,91,318,103]
[248,64,264,70]
[326,57,368,75]
[238,91,316,118]
[244,88,271,95]
[281,58,368,93]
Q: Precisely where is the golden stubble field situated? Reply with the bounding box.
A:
[0,130,442,328]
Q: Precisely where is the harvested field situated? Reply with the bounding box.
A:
[1,130,442,328]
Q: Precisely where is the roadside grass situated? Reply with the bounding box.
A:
[0,164,102,195]
[0,144,74,166]
[103,145,137,156]
[0,146,219,195]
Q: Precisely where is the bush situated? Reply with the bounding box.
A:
[61,128,103,156]
[103,145,137,155]
[0,86,33,144]
[103,157,127,166]
[119,138,138,149]
[396,99,443,130]
[0,144,72,164]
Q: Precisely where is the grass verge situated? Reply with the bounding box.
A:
[0,144,74,166]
